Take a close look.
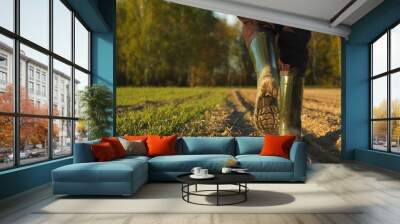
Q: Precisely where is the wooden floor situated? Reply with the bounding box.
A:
[1,162,400,224]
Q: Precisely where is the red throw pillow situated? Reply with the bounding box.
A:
[91,142,117,161]
[260,135,296,159]
[147,135,177,157]
[101,137,127,158]
[124,135,147,141]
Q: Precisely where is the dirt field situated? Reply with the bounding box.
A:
[248,88,340,163]
[190,88,341,163]
[117,87,341,163]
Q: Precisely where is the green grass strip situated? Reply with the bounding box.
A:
[116,89,229,136]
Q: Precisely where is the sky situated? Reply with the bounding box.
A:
[392,25,400,70]
[213,12,240,27]
[372,32,400,109]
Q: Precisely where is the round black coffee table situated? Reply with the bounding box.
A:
[177,173,255,206]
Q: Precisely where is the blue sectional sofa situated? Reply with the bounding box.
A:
[52,137,306,196]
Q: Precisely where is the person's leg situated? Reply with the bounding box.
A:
[277,27,310,137]
[278,67,304,136]
[238,17,280,134]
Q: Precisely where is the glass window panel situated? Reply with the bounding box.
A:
[0,116,14,170]
[0,0,14,31]
[74,17,89,70]
[372,33,387,76]
[19,117,49,165]
[53,0,72,60]
[53,59,72,117]
[391,120,400,153]
[391,24,400,70]
[391,72,400,118]
[75,120,88,143]
[0,34,14,112]
[20,0,49,48]
[372,121,388,151]
[20,44,49,115]
[372,76,387,119]
[53,119,72,157]
[74,69,89,118]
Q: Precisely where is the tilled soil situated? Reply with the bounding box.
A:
[187,91,260,136]
[196,88,341,163]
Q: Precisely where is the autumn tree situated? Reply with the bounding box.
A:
[116,0,254,87]
[0,85,59,152]
[116,0,340,87]
[306,32,341,87]
[0,85,14,150]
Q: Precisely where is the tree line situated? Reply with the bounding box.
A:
[117,0,341,87]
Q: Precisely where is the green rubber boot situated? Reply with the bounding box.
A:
[248,32,280,134]
[278,68,304,137]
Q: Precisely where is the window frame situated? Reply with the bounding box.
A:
[0,0,92,171]
[0,53,8,89]
[370,20,400,154]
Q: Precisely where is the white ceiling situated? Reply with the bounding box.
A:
[165,0,384,37]
[226,0,352,22]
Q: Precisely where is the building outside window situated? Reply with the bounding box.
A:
[35,83,40,95]
[41,85,46,97]
[28,81,34,94]
[54,89,58,103]
[0,0,91,170]
[0,54,7,67]
[0,71,6,82]
[35,70,40,81]
[0,71,7,87]
[371,23,400,154]
[0,54,7,90]
[28,66,34,80]
[41,73,46,83]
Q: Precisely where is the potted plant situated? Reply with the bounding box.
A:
[79,84,113,140]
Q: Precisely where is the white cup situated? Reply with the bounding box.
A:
[200,169,208,176]
[191,167,202,176]
[221,167,232,174]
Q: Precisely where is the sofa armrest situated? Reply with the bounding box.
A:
[73,140,100,163]
[289,141,307,181]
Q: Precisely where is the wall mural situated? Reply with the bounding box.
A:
[116,0,341,162]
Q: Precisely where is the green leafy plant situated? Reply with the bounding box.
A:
[80,84,113,140]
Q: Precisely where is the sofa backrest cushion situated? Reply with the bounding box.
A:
[236,137,264,155]
[91,142,118,161]
[73,139,100,163]
[101,137,127,158]
[259,135,296,159]
[178,137,235,155]
[147,135,177,157]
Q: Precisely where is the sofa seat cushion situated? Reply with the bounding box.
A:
[236,155,293,172]
[117,155,150,162]
[149,154,235,172]
[53,159,147,183]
